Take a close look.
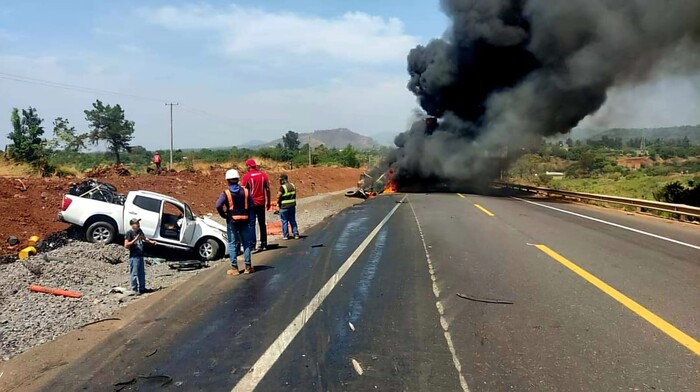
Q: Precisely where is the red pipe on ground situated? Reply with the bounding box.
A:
[29,284,82,298]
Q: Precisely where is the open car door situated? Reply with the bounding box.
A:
[179,203,197,245]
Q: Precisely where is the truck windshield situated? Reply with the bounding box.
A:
[184,203,195,220]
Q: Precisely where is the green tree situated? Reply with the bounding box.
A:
[282,130,300,150]
[84,100,135,163]
[339,144,360,168]
[6,107,46,164]
[50,117,88,152]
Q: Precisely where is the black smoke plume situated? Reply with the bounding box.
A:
[390,0,700,185]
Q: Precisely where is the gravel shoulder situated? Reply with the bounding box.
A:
[0,189,364,365]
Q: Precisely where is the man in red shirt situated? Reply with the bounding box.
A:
[241,159,271,251]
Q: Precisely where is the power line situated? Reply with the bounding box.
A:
[0,71,169,103]
[0,70,275,134]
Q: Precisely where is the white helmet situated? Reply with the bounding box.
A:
[225,169,240,180]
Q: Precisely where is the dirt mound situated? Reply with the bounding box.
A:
[85,164,131,177]
[0,167,361,256]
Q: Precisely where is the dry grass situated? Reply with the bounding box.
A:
[170,156,289,173]
[0,157,34,177]
[52,165,82,178]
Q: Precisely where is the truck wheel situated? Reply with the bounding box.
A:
[197,239,220,261]
[86,221,116,244]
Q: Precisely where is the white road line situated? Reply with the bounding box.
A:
[408,199,470,392]
[512,197,700,251]
[231,196,407,392]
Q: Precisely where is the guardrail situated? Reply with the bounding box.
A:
[496,182,700,221]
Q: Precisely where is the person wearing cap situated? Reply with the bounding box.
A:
[216,169,256,275]
[124,218,157,294]
[277,173,299,240]
[241,159,271,251]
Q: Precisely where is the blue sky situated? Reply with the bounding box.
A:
[1,1,698,150]
[0,1,446,149]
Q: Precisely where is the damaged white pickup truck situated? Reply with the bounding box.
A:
[58,180,228,261]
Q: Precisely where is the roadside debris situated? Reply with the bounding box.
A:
[102,255,122,265]
[348,322,355,331]
[114,374,173,391]
[311,243,324,248]
[351,358,364,375]
[167,260,206,271]
[456,293,513,304]
[7,236,19,246]
[15,178,27,192]
[30,284,82,298]
[80,317,121,328]
[145,348,158,357]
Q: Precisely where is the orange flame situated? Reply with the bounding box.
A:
[383,169,397,193]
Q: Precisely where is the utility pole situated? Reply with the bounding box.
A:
[165,103,179,169]
[308,135,312,166]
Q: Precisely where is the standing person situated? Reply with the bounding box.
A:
[152,151,162,173]
[124,218,157,294]
[241,159,271,251]
[277,173,299,240]
[216,169,255,275]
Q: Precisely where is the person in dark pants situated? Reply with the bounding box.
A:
[152,151,162,173]
[124,218,157,294]
[241,159,271,251]
[277,174,299,240]
[216,169,255,275]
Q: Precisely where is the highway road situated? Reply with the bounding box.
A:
[37,191,700,391]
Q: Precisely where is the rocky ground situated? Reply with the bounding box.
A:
[0,190,363,361]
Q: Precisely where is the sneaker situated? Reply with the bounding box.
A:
[244,265,255,274]
[138,288,154,294]
[284,236,291,240]
[227,268,241,276]
[293,234,300,239]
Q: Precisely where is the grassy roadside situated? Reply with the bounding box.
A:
[547,173,697,200]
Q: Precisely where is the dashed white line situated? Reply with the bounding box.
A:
[231,196,407,392]
[408,199,470,392]
[512,197,700,250]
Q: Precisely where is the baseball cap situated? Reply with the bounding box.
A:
[245,158,257,167]
[129,218,141,225]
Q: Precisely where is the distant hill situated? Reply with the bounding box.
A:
[256,128,380,149]
[372,131,400,147]
[238,139,267,148]
[550,124,700,143]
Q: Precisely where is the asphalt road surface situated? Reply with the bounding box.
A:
[42,191,699,391]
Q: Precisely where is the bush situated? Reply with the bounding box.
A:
[653,181,700,206]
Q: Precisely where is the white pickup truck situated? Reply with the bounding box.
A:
[58,186,229,261]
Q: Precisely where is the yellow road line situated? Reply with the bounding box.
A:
[473,204,495,217]
[534,244,700,356]
[457,193,465,198]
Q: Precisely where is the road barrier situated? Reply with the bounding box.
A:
[496,182,700,221]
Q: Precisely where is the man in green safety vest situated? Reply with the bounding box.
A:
[277,173,299,240]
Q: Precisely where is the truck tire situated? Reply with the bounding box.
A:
[197,238,220,261]
[86,221,116,244]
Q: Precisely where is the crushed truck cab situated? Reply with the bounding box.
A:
[59,188,228,261]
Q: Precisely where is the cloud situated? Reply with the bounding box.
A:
[139,4,418,64]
